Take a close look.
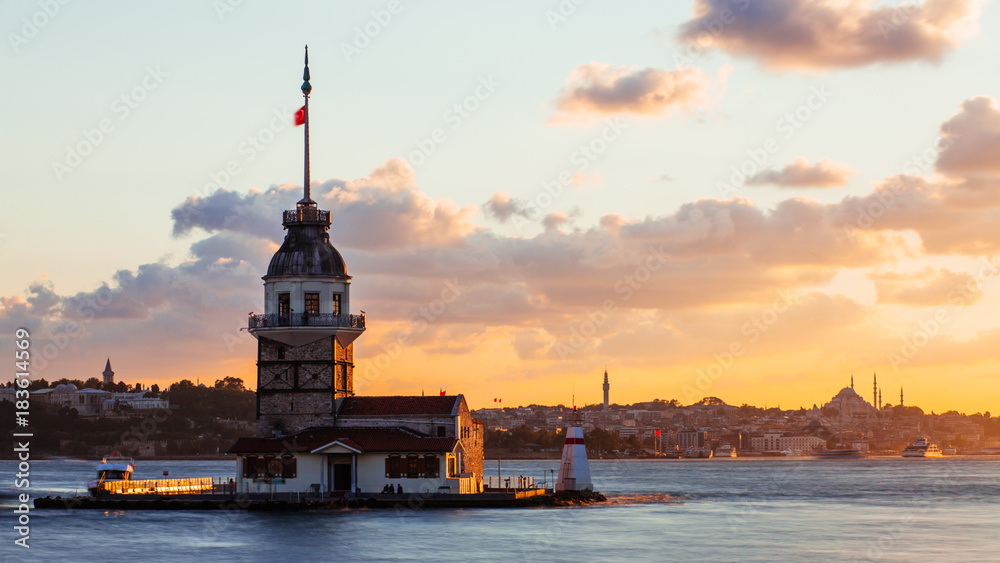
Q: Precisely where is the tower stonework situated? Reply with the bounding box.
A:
[247,47,365,437]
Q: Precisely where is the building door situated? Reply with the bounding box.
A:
[332,463,351,491]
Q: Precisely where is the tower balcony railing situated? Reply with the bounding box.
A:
[248,313,365,330]
[283,208,330,225]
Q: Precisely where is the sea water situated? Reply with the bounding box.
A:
[1,457,998,562]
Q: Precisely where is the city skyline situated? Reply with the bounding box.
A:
[4,1,1000,413]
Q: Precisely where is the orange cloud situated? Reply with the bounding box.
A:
[748,157,856,188]
[678,0,985,71]
[870,267,983,306]
[549,62,715,122]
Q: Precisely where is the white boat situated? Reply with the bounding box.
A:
[683,447,713,459]
[714,445,737,458]
[87,453,135,495]
[780,449,803,456]
[901,438,943,458]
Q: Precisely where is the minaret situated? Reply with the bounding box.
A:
[878,388,882,410]
[248,46,366,437]
[900,386,904,407]
[850,374,854,389]
[102,358,115,388]
[873,372,878,410]
[602,367,609,410]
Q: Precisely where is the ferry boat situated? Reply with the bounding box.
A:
[779,449,803,457]
[683,447,713,459]
[901,438,943,458]
[812,448,863,459]
[714,445,737,458]
[87,453,135,495]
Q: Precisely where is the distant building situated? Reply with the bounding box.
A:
[22,383,167,418]
[676,428,702,449]
[751,433,825,453]
[102,358,115,388]
[823,382,876,417]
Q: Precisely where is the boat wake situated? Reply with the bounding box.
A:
[604,493,686,505]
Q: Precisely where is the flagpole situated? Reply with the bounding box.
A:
[301,45,312,204]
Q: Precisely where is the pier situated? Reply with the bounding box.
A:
[33,488,604,511]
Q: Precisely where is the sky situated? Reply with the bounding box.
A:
[3,0,1000,413]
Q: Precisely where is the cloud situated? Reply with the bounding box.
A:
[173,158,479,251]
[677,0,985,71]
[748,157,856,187]
[542,211,570,231]
[549,62,715,121]
[870,267,982,306]
[935,96,1000,178]
[483,191,533,223]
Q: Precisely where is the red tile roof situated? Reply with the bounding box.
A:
[337,395,462,417]
[227,427,458,454]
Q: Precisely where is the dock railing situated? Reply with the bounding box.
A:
[483,475,537,492]
[98,477,214,495]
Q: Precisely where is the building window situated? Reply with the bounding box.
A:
[446,454,457,478]
[407,454,421,478]
[437,426,446,437]
[305,293,320,315]
[332,293,342,316]
[264,455,281,478]
[244,456,258,478]
[277,347,286,360]
[281,454,297,479]
[386,454,401,479]
[278,293,290,320]
[424,455,439,478]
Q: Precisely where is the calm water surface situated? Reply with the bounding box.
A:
[1,457,997,562]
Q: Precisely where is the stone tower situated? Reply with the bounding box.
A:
[102,358,115,388]
[602,368,609,409]
[248,46,365,437]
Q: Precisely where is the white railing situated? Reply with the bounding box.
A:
[483,475,536,491]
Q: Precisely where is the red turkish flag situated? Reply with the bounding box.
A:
[655,429,661,437]
[440,390,446,396]
[294,106,305,126]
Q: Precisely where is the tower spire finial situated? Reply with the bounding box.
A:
[300,45,314,206]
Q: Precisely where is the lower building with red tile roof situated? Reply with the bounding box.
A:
[227,395,484,495]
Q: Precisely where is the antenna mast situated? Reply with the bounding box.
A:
[300,45,313,205]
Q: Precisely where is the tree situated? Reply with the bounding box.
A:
[82,377,102,389]
[150,383,160,394]
[27,378,49,391]
[696,396,726,406]
[214,376,247,392]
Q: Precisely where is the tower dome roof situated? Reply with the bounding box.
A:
[265,204,348,277]
[266,225,347,277]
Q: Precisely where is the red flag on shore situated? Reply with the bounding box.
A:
[294,105,305,126]
[440,390,446,396]
[655,429,661,437]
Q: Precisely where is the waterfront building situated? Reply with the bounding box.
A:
[750,433,825,453]
[229,48,483,496]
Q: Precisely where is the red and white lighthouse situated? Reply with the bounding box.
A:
[555,408,593,492]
